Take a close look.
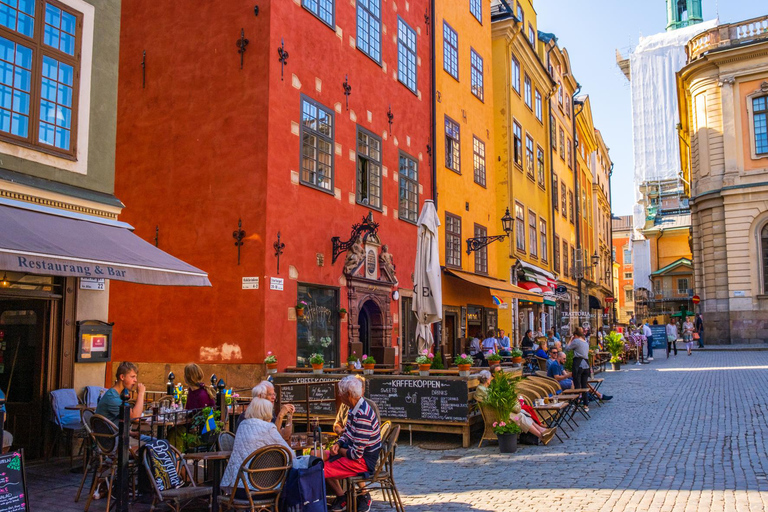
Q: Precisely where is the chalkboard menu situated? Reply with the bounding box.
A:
[275,377,338,416]
[366,378,469,423]
[0,450,29,512]
[648,324,668,349]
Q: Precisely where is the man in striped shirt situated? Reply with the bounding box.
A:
[326,375,381,512]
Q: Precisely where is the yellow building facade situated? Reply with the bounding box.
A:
[491,1,556,342]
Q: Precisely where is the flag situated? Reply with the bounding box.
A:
[202,410,216,434]
[491,295,504,306]
[174,383,183,400]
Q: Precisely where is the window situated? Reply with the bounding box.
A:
[397,18,417,92]
[529,210,537,257]
[515,202,525,252]
[516,2,524,25]
[625,288,634,303]
[443,22,458,79]
[525,134,534,179]
[553,174,559,211]
[528,24,535,45]
[524,74,532,108]
[568,189,574,223]
[297,283,339,367]
[550,116,557,148]
[565,95,571,118]
[357,0,381,62]
[567,137,572,168]
[535,89,542,121]
[513,121,523,167]
[557,81,563,105]
[398,152,418,223]
[445,213,462,268]
[302,0,334,27]
[300,97,334,192]
[356,127,382,209]
[677,278,689,294]
[470,49,483,101]
[762,225,768,292]
[623,272,633,280]
[561,182,567,218]
[474,224,487,274]
[571,246,576,276]
[536,145,545,188]
[540,218,547,262]
[445,116,460,172]
[559,127,565,159]
[511,55,520,94]
[473,136,486,186]
[553,235,560,273]
[469,0,482,23]
[562,241,569,277]
[754,95,768,155]
[623,246,631,264]
[0,1,82,154]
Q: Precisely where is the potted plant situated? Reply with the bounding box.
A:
[346,352,359,371]
[415,350,434,376]
[362,354,376,374]
[309,353,324,374]
[510,348,524,364]
[487,353,503,369]
[339,307,348,321]
[296,302,306,318]
[605,331,625,371]
[453,353,474,376]
[264,351,278,374]
[484,371,521,453]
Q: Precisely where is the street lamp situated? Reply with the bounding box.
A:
[466,208,514,255]
[590,251,599,267]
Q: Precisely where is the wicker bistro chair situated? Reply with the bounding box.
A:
[74,408,95,502]
[218,445,293,512]
[477,403,500,448]
[142,442,212,512]
[217,431,236,452]
[346,424,404,512]
[83,414,120,512]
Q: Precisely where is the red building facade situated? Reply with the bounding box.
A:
[110,0,433,384]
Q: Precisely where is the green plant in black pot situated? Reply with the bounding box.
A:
[483,371,521,453]
[605,331,625,370]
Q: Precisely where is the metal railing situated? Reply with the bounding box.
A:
[687,15,768,62]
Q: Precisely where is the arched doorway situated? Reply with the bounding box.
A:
[358,300,383,357]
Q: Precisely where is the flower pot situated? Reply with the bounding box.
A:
[363,363,375,375]
[458,364,471,377]
[347,363,356,372]
[497,433,518,453]
[611,362,621,371]
[312,363,323,374]
[266,362,278,375]
[512,356,523,364]
[339,312,347,321]
[488,361,501,370]
[418,364,431,376]
[296,308,305,318]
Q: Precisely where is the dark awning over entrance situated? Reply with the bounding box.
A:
[0,203,210,286]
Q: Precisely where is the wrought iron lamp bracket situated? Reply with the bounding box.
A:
[332,212,379,264]
[465,234,509,255]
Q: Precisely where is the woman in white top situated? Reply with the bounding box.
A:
[220,398,295,494]
[666,320,679,357]
[682,316,695,356]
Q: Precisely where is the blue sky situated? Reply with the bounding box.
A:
[534,1,767,216]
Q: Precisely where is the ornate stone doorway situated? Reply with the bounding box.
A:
[358,299,384,356]
[347,277,394,364]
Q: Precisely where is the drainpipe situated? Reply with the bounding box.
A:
[609,161,617,325]
[545,42,557,332]
[572,84,583,312]
[430,0,437,206]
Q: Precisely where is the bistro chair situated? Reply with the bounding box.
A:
[217,430,236,452]
[74,408,96,502]
[346,425,404,512]
[47,388,86,463]
[477,403,500,448]
[83,414,119,512]
[218,445,293,511]
[83,386,108,408]
[142,440,212,512]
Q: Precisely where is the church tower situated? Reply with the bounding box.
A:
[666,0,703,31]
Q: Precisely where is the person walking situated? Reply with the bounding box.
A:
[682,316,695,355]
[642,321,654,361]
[695,313,705,348]
[665,319,678,357]
[565,327,592,412]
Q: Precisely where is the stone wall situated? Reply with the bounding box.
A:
[131,363,265,395]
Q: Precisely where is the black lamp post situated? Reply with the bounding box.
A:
[466,207,514,255]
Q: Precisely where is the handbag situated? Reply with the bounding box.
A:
[667,335,676,343]
[693,333,700,340]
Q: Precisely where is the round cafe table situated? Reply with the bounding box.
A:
[183,450,232,512]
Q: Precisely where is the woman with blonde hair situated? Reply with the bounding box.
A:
[183,363,215,410]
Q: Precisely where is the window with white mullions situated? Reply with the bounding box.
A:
[398,152,418,223]
[445,116,460,173]
[443,22,458,79]
[529,210,538,257]
[302,0,334,28]
[525,134,534,179]
[537,145,545,188]
[470,48,483,101]
[540,218,547,262]
[356,0,381,63]
[511,54,520,94]
[300,97,334,192]
[754,96,768,155]
[535,89,542,121]
[513,121,523,167]
[473,136,485,187]
[445,213,462,268]
[515,202,525,252]
[356,128,382,209]
[474,224,488,274]
[397,18,417,92]
[524,74,532,108]
[0,0,81,154]
[469,0,482,23]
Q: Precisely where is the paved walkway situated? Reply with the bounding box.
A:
[24,350,768,511]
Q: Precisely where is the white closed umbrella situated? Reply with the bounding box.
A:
[412,200,442,353]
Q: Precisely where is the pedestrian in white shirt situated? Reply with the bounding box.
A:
[666,320,678,357]
[642,322,654,361]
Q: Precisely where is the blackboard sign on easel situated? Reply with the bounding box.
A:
[0,449,30,511]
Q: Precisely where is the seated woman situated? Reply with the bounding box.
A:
[183,363,216,410]
[220,398,295,498]
[520,330,535,356]
[533,344,549,360]
[473,371,492,403]
[509,399,557,445]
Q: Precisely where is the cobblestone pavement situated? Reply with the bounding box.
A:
[25,350,768,511]
[373,350,768,511]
